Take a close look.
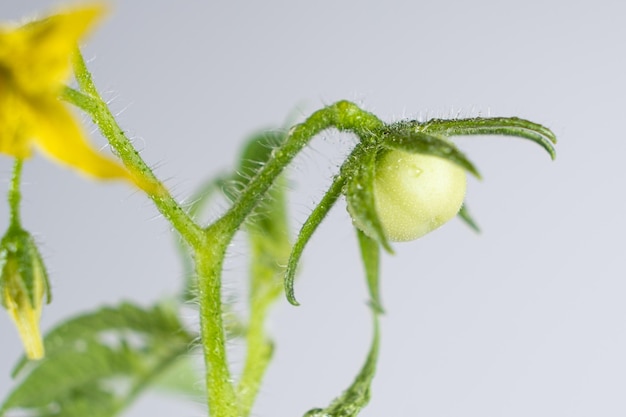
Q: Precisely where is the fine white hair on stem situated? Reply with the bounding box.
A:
[392,105,494,124]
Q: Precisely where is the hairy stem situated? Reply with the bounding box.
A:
[212,101,384,241]
[65,51,205,248]
[8,159,23,228]
[61,86,204,248]
[67,50,238,416]
[195,238,239,417]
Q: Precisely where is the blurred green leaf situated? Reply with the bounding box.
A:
[151,354,205,399]
[237,130,293,414]
[1,302,195,417]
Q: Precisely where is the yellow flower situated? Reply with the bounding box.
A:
[0,227,50,360]
[0,5,139,184]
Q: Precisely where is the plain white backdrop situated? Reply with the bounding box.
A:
[1,1,625,416]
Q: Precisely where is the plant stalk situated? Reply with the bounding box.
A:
[194,238,238,417]
[8,159,23,228]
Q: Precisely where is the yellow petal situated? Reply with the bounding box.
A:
[25,96,163,195]
[7,4,106,95]
[2,278,44,360]
[0,83,35,158]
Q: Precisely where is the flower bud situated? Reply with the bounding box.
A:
[0,227,51,360]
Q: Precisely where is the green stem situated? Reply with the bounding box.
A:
[66,70,388,416]
[194,104,385,412]
[8,159,23,228]
[195,239,238,417]
[68,50,236,416]
[61,86,204,248]
[198,104,384,414]
[212,101,385,241]
[176,176,229,302]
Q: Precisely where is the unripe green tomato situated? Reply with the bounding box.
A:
[369,149,467,241]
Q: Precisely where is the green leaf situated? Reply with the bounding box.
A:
[222,129,290,241]
[421,117,557,160]
[356,229,384,313]
[345,148,393,253]
[236,130,286,187]
[380,124,481,179]
[151,354,205,399]
[187,177,230,221]
[303,314,380,417]
[190,129,290,242]
[1,302,195,417]
[457,203,480,233]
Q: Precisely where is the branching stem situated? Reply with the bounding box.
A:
[212,101,384,241]
[59,50,558,417]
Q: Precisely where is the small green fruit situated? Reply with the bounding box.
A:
[371,149,467,241]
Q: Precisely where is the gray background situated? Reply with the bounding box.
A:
[1,1,625,416]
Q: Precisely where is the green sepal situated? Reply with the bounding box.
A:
[283,143,372,306]
[457,203,481,233]
[421,116,557,160]
[284,172,346,306]
[0,226,50,308]
[356,229,384,313]
[303,313,380,417]
[381,123,481,179]
[2,302,195,417]
[345,147,393,253]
